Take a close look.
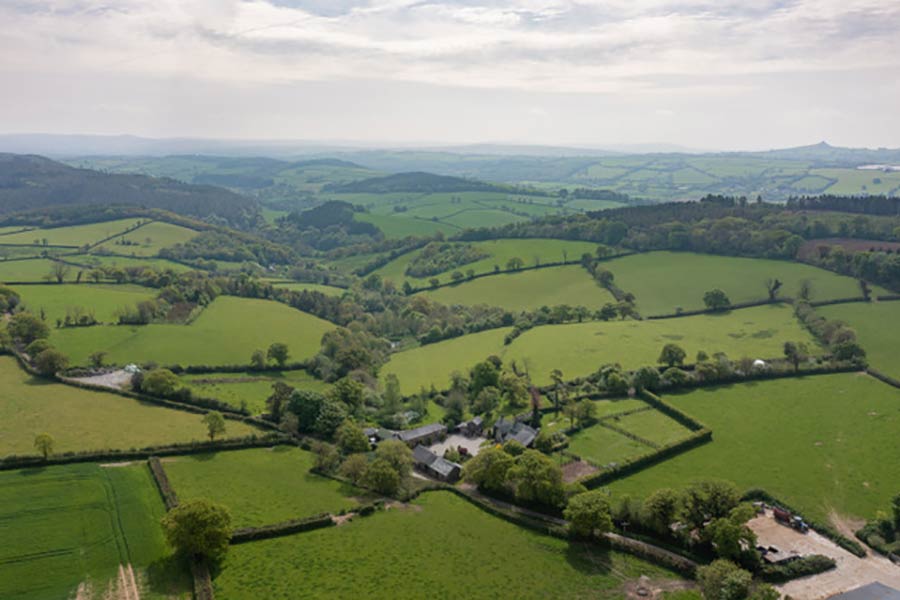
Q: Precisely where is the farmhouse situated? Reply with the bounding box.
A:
[412,445,462,482]
[458,416,484,437]
[391,423,447,447]
[493,416,538,447]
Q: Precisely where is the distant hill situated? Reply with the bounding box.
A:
[748,141,900,164]
[0,154,259,229]
[323,171,509,194]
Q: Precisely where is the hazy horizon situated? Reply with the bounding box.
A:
[2,1,900,150]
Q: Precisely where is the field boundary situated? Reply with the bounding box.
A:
[864,368,900,390]
[148,456,179,510]
[231,513,336,544]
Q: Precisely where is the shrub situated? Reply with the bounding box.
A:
[141,368,181,396]
[161,499,232,562]
[759,554,836,583]
[34,348,68,376]
[25,339,52,356]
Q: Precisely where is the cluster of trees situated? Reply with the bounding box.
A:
[464,445,570,509]
[856,493,900,555]
[161,230,296,265]
[310,327,391,382]
[404,241,489,278]
[250,342,291,369]
[808,244,900,292]
[435,357,536,426]
[270,201,383,253]
[5,312,69,375]
[793,302,867,363]
[325,438,414,496]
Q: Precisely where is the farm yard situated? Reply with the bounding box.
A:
[420,264,615,311]
[50,296,335,367]
[383,303,816,391]
[602,252,874,315]
[608,374,900,522]
[211,491,678,599]
[0,462,190,600]
[178,370,330,414]
[163,446,363,528]
[0,357,260,456]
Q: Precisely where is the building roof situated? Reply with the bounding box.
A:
[412,445,438,466]
[509,427,537,448]
[828,583,900,600]
[396,422,446,442]
[430,456,462,478]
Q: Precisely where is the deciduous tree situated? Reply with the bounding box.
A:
[564,491,613,538]
[202,411,226,441]
[161,499,232,562]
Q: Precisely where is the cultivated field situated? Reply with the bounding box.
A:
[178,370,330,414]
[13,283,156,324]
[0,462,190,600]
[420,265,615,311]
[164,446,362,528]
[609,374,900,521]
[374,238,599,287]
[51,296,335,367]
[0,218,144,247]
[0,357,259,456]
[212,491,677,599]
[384,303,816,392]
[604,252,872,315]
[819,300,900,380]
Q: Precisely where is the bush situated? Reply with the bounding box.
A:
[34,348,68,376]
[759,554,836,583]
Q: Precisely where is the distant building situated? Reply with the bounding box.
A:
[493,416,538,448]
[391,423,447,447]
[827,583,900,600]
[458,416,484,437]
[412,445,462,482]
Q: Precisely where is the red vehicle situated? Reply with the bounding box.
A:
[773,507,792,523]
[773,507,809,533]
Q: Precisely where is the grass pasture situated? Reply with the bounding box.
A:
[0,357,259,457]
[375,238,599,287]
[164,446,362,528]
[70,253,195,273]
[0,258,69,283]
[13,283,156,324]
[212,491,678,599]
[0,218,144,247]
[270,281,347,296]
[178,370,330,414]
[612,409,694,446]
[355,212,459,238]
[384,303,816,392]
[51,296,335,367]
[609,374,900,521]
[548,418,653,467]
[819,300,900,380]
[0,462,190,600]
[420,265,615,311]
[604,251,873,315]
[94,221,200,257]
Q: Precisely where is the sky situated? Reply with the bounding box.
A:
[1,0,899,150]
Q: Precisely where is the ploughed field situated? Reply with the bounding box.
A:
[383,303,816,393]
[50,296,335,367]
[602,251,877,315]
[608,374,900,522]
[0,356,259,457]
[0,462,190,600]
[419,264,615,311]
[212,491,677,599]
[163,446,363,528]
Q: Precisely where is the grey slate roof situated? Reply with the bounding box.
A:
[413,445,438,466]
[828,583,900,600]
[430,456,462,479]
[395,422,446,442]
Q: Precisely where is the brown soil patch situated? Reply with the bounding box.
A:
[100,461,137,468]
[828,509,866,541]
[384,501,423,512]
[561,460,599,483]
[331,513,355,526]
[621,576,695,599]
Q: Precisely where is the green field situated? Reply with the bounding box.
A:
[0,357,259,457]
[0,258,69,283]
[604,252,874,315]
[270,281,347,296]
[0,462,190,600]
[178,370,330,414]
[420,265,615,311]
[212,491,677,599]
[613,409,694,446]
[0,218,144,247]
[164,447,362,528]
[51,296,335,367]
[13,283,156,324]
[815,168,900,196]
[94,221,200,257]
[554,421,652,467]
[375,238,600,287]
[70,254,195,273]
[609,374,900,521]
[355,212,459,238]
[384,303,816,392]
[820,301,900,380]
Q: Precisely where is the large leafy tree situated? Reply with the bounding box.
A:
[564,491,613,538]
[507,450,565,508]
[463,447,514,494]
[161,499,232,562]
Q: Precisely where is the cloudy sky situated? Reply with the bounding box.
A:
[2,0,899,150]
